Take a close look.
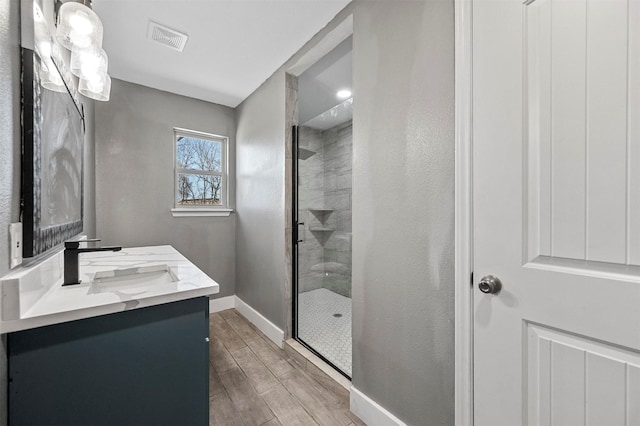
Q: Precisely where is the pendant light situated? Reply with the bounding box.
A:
[79,73,111,102]
[54,0,111,101]
[34,3,66,93]
[55,2,103,51]
[70,45,108,80]
[40,62,68,93]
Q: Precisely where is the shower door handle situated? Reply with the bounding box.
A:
[296,222,305,243]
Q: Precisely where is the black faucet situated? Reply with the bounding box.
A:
[63,239,122,286]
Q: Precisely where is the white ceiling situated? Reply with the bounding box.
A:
[92,0,351,108]
[298,36,352,124]
[303,97,352,130]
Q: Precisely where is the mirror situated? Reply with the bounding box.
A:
[22,1,85,258]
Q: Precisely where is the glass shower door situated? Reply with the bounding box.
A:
[293,116,353,378]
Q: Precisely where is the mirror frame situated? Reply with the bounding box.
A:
[22,47,85,258]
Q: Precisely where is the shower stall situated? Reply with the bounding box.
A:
[293,103,353,378]
[293,35,352,378]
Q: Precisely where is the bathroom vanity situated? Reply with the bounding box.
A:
[0,245,219,425]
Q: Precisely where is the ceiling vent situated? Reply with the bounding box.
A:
[147,21,188,52]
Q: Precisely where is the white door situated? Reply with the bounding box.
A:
[472,0,640,424]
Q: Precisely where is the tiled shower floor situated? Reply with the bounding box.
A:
[298,288,352,377]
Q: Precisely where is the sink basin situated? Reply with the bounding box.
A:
[89,264,178,295]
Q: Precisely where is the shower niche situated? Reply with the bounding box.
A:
[293,36,353,378]
[308,208,334,245]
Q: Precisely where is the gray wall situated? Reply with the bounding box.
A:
[236,1,455,423]
[0,0,22,279]
[95,79,237,297]
[351,1,455,424]
[234,1,354,339]
[0,2,21,423]
[235,73,287,328]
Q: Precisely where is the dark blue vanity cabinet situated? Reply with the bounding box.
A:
[8,297,210,426]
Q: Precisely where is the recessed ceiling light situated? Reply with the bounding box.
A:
[336,89,352,99]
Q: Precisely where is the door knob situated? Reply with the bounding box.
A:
[478,275,502,294]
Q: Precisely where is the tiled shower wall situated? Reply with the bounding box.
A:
[297,121,352,297]
[297,126,325,294]
[320,122,352,297]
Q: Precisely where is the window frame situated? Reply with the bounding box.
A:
[171,127,232,217]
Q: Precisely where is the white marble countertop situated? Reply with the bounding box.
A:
[0,245,219,333]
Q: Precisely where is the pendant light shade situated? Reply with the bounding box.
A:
[35,38,51,61]
[70,46,108,80]
[53,1,111,101]
[79,73,111,101]
[40,63,68,93]
[33,12,66,94]
[56,2,103,51]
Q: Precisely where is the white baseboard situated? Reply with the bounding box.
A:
[208,295,284,348]
[234,296,285,349]
[350,386,406,426]
[209,295,236,313]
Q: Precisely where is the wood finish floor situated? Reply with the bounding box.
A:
[209,309,365,426]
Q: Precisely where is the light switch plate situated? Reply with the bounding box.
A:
[9,223,23,269]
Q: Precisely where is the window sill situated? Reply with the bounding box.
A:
[171,208,233,217]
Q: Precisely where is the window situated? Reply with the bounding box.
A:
[172,128,231,217]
